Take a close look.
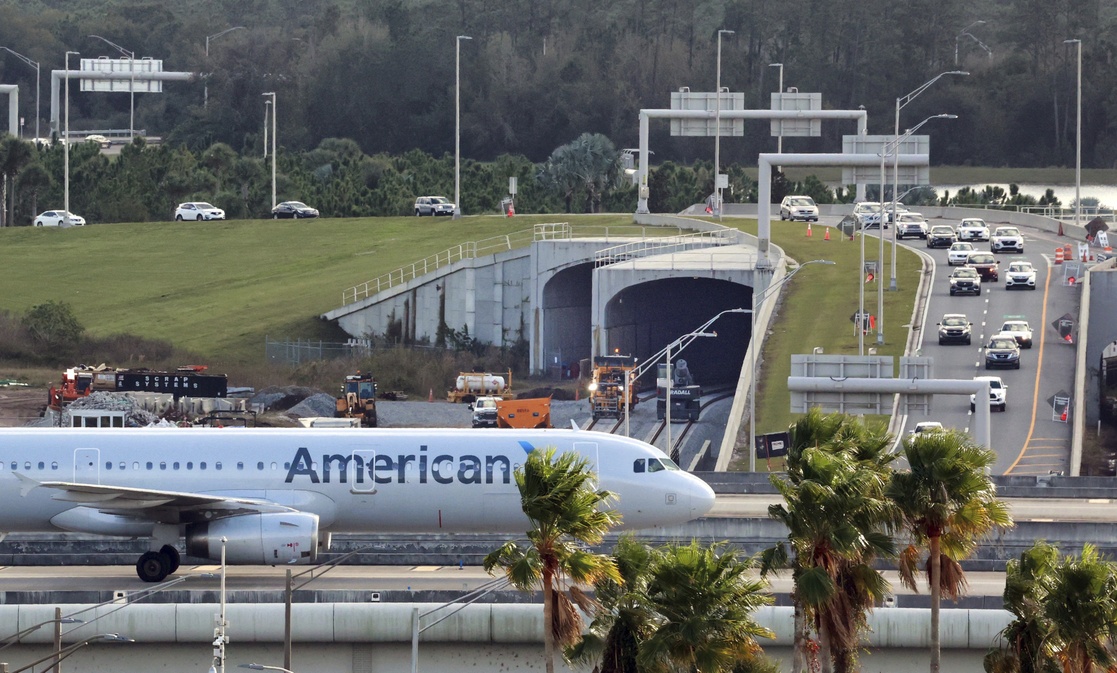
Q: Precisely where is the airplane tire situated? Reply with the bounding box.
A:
[137,551,171,583]
[161,545,181,574]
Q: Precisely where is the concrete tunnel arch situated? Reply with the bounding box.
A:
[541,272,753,384]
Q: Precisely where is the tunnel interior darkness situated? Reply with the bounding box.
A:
[604,277,752,387]
[541,263,595,373]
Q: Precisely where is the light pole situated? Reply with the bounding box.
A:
[64,50,78,222]
[454,35,472,219]
[0,47,39,140]
[749,259,835,471]
[205,27,246,109]
[87,35,135,140]
[890,70,968,293]
[664,332,716,459]
[208,537,228,673]
[3,634,132,673]
[262,92,276,209]
[768,62,783,158]
[878,114,955,348]
[713,29,733,219]
[955,21,987,66]
[1065,39,1082,228]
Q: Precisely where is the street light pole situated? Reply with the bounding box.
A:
[0,47,40,141]
[88,35,135,140]
[64,50,78,222]
[955,21,987,66]
[768,63,783,157]
[749,260,835,471]
[890,70,968,293]
[713,29,734,219]
[262,92,276,209]
[454,35,472,219]
[1065,39,1082,228]
[205,27,246,109]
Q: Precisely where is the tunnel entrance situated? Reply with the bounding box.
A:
[541,263,594,377]
[603,278,751,387]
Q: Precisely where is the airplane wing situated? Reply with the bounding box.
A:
[20,475,295,523]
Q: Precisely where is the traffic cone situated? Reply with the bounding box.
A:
[428,388,434,402]
[806,223,812,237]
[507,203,515,217]
[1060,408,1068,422]
[1058,221,1065,236]
[824,227,831,241]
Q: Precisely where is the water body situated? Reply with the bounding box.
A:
[938,184,1117,209]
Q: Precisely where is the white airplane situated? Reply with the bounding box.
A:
[0,427,716,582]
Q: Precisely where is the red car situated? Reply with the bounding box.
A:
[965,251,999,281]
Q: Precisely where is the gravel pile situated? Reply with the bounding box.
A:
[35,392,172,427]
[285,393,340,419]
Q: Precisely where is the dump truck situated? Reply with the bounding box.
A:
[336,372,377,427]
[496,397,552,429]
[49,364,228,408]
[588,354,637,420]
[448,370,512,403]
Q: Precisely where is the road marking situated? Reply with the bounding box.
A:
[1088,499,1112,504]
[1004,255,1054,475]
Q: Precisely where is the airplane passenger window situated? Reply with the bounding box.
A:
[200,462,206,470]
[9,462,14,470]
[270,462,278,470]
[51,462,58,470]
[105,462,112,470]
[284,462,290,470]
[186,462,193,470]
[237,462,244,470]
[216,462,222,470]
[257,462,264,470]
[146,462,153,470]
[37,462,44,470]
[633,459,645,473]
[24,462,30,470]
[173,462,180,470]
[133,462,139,470]
[159,462,166,470]
[119,462,125,470]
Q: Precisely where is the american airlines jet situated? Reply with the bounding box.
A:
[0,427,716,582]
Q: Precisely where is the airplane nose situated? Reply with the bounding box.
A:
[689,476,716,518]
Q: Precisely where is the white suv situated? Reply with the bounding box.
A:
[174,202,225,221]
[991,226,1024,253]
[957,218,990,241]
[779,195,819,222]
[414,196,455,216]
[970,375,1007,412]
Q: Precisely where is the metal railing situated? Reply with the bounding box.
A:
[950,203,1116,223]
[340,222,689,305]
[593,229,741,267]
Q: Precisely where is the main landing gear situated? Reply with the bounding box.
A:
[136,544,181,582]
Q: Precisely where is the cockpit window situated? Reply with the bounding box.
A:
[648,459,665,473]
[633,459,645,473]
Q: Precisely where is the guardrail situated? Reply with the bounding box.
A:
[593,229,741,267]
[340,222,689,306]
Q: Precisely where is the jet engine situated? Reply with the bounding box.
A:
[186,512,319,565]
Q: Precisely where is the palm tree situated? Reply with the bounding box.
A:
[1044,544,1117,673]
[483,447,622,673]
[567,534,659,673]
[761,408,897,673]
[890,430,1013,673]
[639,541,774,673]
[984,540,1059,673]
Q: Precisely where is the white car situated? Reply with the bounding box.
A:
[970,375,1007,412]
[853,202,885,228]
[957,218,990,241]
[33,210,85,227]
[999,319,1034,349]
[414,196,455,216]
[780,195,819,222]
[991,226,1024,253]
[1004,261,1037,291]
[895,212,928,239]
[174,202,226,221]
[947,242,976,266]
[910,421,945,435]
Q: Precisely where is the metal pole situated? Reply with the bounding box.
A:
[410,606,420,673]
[34,62,39,141]
[64,50,77,221]
[1068,39,1081,228]
[52,607,61,673]
[877,150,885,346]
[748,280,761,472]
[454,36,471,219]
[283,568,292,671]
[891,97,900,291]
[624,371,630,438]
[714,29,733,219]
[128,50,134,140]
[664,343,672,454]
[769,63,783,157]
[271,93,276,209]
[858,204,865,356]
[205,36,210,109]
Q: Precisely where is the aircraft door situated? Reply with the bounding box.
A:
[351,450,376,493]
[74,448,100,484]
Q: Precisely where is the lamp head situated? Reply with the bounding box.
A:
[1064,38,1081,44]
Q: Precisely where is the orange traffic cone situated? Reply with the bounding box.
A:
[428,388,434,402]
[507,203,515,217]
[806,223,813,237]
[575,389,579,401]
[1058,221,1065,236]
[824,227,831,241]
[1061,408,1068,422]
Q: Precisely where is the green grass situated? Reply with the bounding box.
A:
[0,214,635,369]
[723,219,920,463]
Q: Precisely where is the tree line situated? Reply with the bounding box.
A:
[0,0,1109,176]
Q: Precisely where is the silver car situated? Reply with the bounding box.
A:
[415,196,456,216]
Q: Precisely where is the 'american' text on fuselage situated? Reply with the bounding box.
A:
[284,446,513,485]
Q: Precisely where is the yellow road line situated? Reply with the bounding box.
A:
[1005,257,1054,475]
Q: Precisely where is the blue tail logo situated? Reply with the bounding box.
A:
[518,441,536,454]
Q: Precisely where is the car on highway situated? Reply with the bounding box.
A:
[174,202,225,221]
[984,334,1022,370]
[910,421,945,435]
[957,218,990,242]
[991,226,1024,253]
[927,225,956,248]
[971,375,1007,412]
[414,196,455,216]
[33,210,86,226]
[852,202,885,228]
[949,267,982,296]
[895,212,928,239]
[966,251,1000,281]
[937,313,973,345]
[999,319,1034,348]
[947,242,976,266]
[779,195,819,222]
[883,203,909,225]
[1004,261,1037,290]
[271,201,320,219]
